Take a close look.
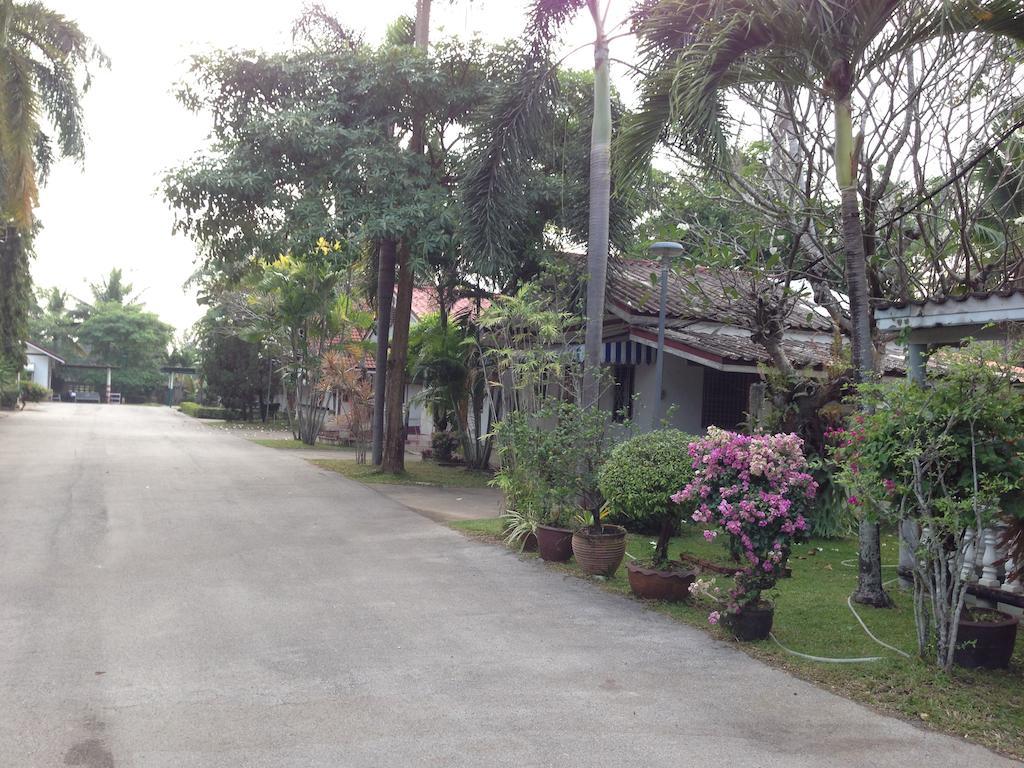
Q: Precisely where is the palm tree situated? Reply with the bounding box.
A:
[0,1,105,230]
[620,0,1024,607]
[0,1,104,365]
[462,0,617,410]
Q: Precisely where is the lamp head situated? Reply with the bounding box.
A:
[649,241,684,261]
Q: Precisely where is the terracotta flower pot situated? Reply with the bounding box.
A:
[626,561,697,602]
[724,602,774,642]
[954,608,1019,669]
[572,524,627,576]
[536,525,573,562]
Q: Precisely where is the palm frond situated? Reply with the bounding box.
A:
[528,0,589,51]
[619,0,812,177]
[0,48,40,229]
[460,55,559,266]
[869,0,1024,69]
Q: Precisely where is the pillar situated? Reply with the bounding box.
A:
[106,367,112,404]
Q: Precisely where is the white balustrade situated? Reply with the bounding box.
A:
[961,528,977,582]
[1004,555,1023,595]
[979,528,1001,588]
[975,527,987,569]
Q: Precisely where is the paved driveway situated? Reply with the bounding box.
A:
[0,404,1018,767]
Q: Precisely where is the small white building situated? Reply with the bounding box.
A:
[24,341,64,391]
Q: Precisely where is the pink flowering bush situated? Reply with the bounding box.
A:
[673,428,817,620]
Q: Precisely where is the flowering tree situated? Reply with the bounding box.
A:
[831,342,1024,670]
[674,428,817,623]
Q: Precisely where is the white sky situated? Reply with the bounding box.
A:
[33,1,632,332]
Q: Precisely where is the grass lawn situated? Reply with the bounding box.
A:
[311,458,495,489]
[250,438,355,451]
[449,518,1024,760]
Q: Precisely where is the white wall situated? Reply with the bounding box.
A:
[24,353,51,389]
[598,354,706,437]
[632,354,705,435]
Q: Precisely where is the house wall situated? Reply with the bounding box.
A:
[599,354,705,436]
[25,353,51,389]
[632,354,705,434]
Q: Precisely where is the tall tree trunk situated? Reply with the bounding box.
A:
[382,241,415,472]
[371,238,396,465]
[581,2,611,410]
[835,95,893,609]
[381,0,431,472]
[414,0,430,49]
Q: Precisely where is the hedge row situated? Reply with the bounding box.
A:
[21,381,51,402]
[179,402,239,420]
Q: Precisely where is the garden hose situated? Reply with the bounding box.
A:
[846,595,912,659]
[768,632,886,663]
[764,561,911,663]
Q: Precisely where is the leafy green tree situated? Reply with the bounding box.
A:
[200,330,263,418]
[233,245,371,444]
[76,301,174,402]
[28,287,82,361]
[166,12,535,471]
[0,228,32,365]
[0,2,104,368]
[408,310,493,468]
[621,0,1024,607]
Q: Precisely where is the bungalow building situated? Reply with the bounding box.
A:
[596,258,903,434]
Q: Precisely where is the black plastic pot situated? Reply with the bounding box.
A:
[536,525,573,562]
[954,608,1019,669]
[725,602,775,642]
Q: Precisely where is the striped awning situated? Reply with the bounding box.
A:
[603,340,656,365]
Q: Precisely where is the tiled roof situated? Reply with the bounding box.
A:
[605,257,833,332]
[409,287,490,320]
[875,287,1024,311]
[629,325,905,375]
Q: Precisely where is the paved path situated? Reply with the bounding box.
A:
[1,404,1017,767]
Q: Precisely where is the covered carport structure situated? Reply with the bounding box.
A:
[61,362,119,403]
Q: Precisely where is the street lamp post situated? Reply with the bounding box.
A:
[648,241,684,430]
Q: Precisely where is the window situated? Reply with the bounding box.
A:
[612,364,634,422]
[701,369,758,430]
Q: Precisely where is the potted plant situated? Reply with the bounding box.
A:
[832,341,1024,670]
[599,429,698,599]
[500,507,539,552]
[675,428,816,640]
[523,399,622,576]
[953,607,1020,669]
[492,409,579,562]
[536,510,577,561]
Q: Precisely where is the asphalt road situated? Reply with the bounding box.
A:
[0,404,1018,767]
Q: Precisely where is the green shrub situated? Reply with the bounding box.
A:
[431,431,458,462]
[599,429,697,564]
[0,360,20,409]
[179,402,237,419]
[20,381,50,402]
